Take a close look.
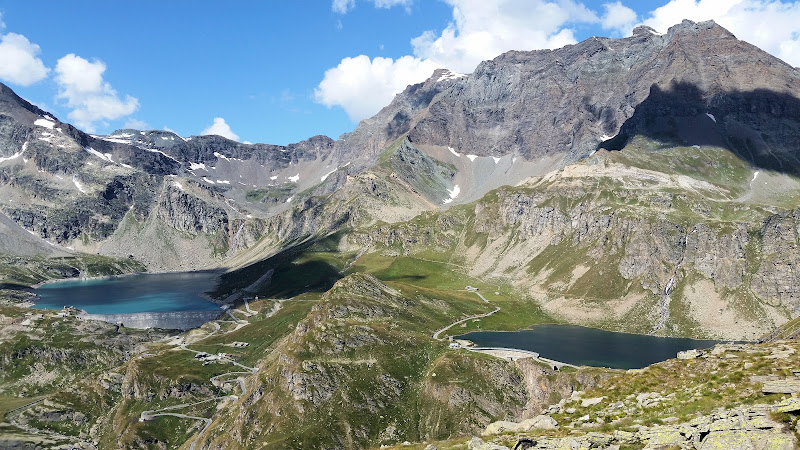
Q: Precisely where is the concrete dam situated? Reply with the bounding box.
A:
[80,310,222,330]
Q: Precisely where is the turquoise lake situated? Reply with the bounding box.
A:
[34,272,221,314]
[456,324,722,369]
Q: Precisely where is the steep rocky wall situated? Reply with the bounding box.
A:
[155,183,229,235]
[344,184,800,339]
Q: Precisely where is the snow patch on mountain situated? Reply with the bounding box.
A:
[0,151,24,163]
[443,185,460,204]
[85,147,113,163]
[321,168,337,182]
[143,147,179,162]
[72,177,87,194]
[34,118,55,129]
[437,70,466,82]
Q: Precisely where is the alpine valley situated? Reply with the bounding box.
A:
[3,19,800,449]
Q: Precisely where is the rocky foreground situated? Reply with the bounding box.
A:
[390,340,800,449]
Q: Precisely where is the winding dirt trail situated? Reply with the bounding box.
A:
[432,306,501,340]
[432,287,500,340]
[140,301,283,449]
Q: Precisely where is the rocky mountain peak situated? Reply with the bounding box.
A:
[667,18,733,38]
[0,81,53,125]
[398,19,800,172]
[632,25,659,37]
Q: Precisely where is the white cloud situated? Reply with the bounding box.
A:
[411,0,597,73]
[0,32,49,86]
[601,1,638,36]
[314,55,438,122]
[123,118,148,130]
[318,0,602,122]
[0,12,5,30]
[332,0,355,13]
[332,0,412,14]
[163,126,176,133]
[54,54,138,132]
[201,117,240,141]
[374,0,413,11]
[642,0,800,66]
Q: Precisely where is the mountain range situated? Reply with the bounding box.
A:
[2,19,800,449]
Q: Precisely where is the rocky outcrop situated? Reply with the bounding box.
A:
[155,183,229,235]
[468,401,797,449]
[2,173,158,243]
[751,211,800,314]
[334,68,465,168]
[483,415,558,435]
[388,139,455,204]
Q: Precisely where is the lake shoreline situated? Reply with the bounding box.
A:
[31,268,224,289]
[32,271,224,316]
[455,323,734,370]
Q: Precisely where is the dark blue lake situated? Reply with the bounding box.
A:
[35,272,221,314]
[456,324,722,369]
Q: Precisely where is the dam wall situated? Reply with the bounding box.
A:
[80,310,222,330]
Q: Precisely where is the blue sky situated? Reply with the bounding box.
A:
[1,1,799,145]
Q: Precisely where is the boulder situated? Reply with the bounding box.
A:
[520,415,559,431]
[773,397,800,413]
[700,430,794,450]
[636,392,664,407]
[761,379,800,394]
[677,349,703,359]
[484,415,559,435]
[581,396,606,407]
[613,430,636,444]
[482,420,522,435]
[638,426,685,447]
[467,436,510,450]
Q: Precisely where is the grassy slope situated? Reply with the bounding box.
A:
[197,273,538,449]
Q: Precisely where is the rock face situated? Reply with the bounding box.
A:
[330,20,800,175]
[156,183,229,235]
[334,68,465,168]
[388,139,456,204]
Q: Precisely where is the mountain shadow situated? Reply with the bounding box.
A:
[600,81,800,176]
[211,236,345,301]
